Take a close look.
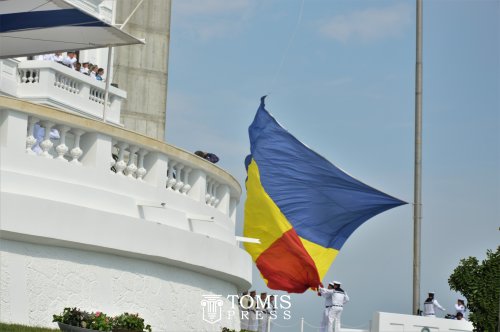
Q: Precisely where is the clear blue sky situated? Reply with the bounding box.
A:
[165,0,499,330]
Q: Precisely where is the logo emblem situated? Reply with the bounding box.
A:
[201,295,224,324]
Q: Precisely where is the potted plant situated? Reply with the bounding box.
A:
[53,308,112,332]
[112,313,151,332]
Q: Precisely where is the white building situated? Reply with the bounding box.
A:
[0,1,251,331]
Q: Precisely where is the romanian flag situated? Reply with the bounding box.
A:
[243,97,407,293]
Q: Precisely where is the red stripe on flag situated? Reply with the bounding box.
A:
[256,228,320,293]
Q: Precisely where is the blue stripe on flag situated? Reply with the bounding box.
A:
[248,97,407,250]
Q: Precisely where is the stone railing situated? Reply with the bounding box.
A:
[0,59,126,124]
[0,96,241,236]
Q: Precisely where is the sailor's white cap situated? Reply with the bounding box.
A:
[329,281,341,286]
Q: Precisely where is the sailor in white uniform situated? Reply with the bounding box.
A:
[423,292,446,317]
[247,290,258,332]
[257,292,270,332]
[239,291,250,330]
[455,299,466,317]
[318,281,349,332]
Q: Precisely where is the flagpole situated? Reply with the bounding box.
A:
[413,0,423,315]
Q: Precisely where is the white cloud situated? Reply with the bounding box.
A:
[319,3,412,42]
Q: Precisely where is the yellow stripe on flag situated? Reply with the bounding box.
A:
[299,237,339,281]
[244,160,293,260]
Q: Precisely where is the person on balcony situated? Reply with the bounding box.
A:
[194,151,219,164]
[248,290,258,332]
[53,52,64,64]
[96,68,105,81]
[257,292,270,332]
[423,292,446,317]
[62,51,77,69]
[239,291,250,330]
[81,62,90,75]
[90,65,98,78]
[32,124,60,155]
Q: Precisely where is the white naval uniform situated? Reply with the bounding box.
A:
[423,299,445,316]
[319,287,349,332]
[239,296,251,330]
[248,296,258,332]
[257,301,270,332]
[455,304,466,316]
[62,55,77,69]
[32,123,60,154]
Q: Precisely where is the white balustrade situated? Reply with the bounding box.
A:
[54,73,80,94]
[69,129,85,164]
[25,116,39,154]
[166,161,177,189]
[25,116,86,164]
[3,60,126,124]
[205,177,221,207]
[55,125,71,161]
[19,69,40,84]
[89,87,106,104]
[111,142,151,181]
[114,142,129,175]
[165,160,194,195]
[125,145,139,178]
[10,105,240,220]
[136,149,148,181]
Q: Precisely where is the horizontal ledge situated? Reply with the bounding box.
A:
[0,96,242,197]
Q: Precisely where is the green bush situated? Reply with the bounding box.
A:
[112,313,151,332]
[53,308,151,331]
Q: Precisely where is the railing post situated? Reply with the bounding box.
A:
[187,169,207,203]
[229,197,238,223]
[0,109,29,152]
[143,152,168,188]
[79,132,112,169]
[217,184,230,214]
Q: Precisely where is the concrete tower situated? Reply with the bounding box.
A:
[113,0,172,140]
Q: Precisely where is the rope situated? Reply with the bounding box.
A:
[268,0,305,94]
[269,320,299,328]
[303,320,322,328]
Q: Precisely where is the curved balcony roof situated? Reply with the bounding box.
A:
[0,0,143,59]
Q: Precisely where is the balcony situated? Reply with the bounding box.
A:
[0,58,126,124]
[0,95,250,291]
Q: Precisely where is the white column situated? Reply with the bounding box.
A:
[39,120,55,158]
[79,132,113,170]
[143,152,168,188]
[69,128,85,164]
[216,184,230,214]
[55,125,71,161]
[187,169,207,202]
[0,110,29,152]
[25,116,39,154]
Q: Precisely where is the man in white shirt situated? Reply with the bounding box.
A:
[239,291,250,330]
[53,52,64,63]
[423,292,446,317]
[62,51,77,69]
[247,290,258,332]
[318,281,349,332]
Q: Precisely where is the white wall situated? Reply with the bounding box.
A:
[372,312,473,332]
[0,239,241,331]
